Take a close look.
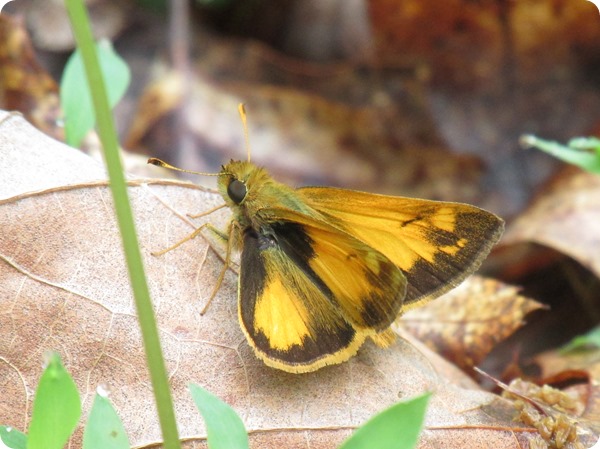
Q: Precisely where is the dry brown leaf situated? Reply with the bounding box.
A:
[369,0,600,86]
[0,111,537,448]
[502,166,600,279]
[0,15,62,141]
[369,0,504,86]
[400,276,543,373]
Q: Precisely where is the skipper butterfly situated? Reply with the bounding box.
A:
[149,105,504,373]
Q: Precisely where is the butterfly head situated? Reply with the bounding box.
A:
[218,160,273,208]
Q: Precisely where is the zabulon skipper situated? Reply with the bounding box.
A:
[148,105,504,374]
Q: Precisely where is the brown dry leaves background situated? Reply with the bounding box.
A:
[2,0,600,448]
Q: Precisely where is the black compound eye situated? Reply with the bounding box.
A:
[227,179,247,204]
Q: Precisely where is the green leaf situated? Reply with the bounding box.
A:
[560,325,600,354]
[83,392,130,449]
[0,426,27,449]
[339,392,430,449]
[26,353,81,449]
[189,384,249,449]
[521,134,600,174]
[60,39,130,148]
[567,136,600,152]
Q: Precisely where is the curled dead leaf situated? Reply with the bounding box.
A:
[502,167,600,279]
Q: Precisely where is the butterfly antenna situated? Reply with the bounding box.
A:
[238,103,252,162]
[147,158,220,177]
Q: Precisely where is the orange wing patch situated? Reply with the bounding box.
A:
[253,276,312,351]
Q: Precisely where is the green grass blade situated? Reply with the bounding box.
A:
[26,353,81,449]
[189,384,249,449]
[0,426,27,449]
[61,40,130,148]
[83,392,130,449]
[64,1,181,448]
[339,392,430,449]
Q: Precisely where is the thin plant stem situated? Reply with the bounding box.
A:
[63,1,181,447]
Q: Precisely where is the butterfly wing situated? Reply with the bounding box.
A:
[238,209,406,373]
[298,187,504,310]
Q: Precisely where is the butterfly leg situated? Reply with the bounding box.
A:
[152,201,229,256]
[187,203,226,219]
[200,221,238,315]
[151,223,211,256]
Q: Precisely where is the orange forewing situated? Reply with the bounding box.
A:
[298,187,504,309]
